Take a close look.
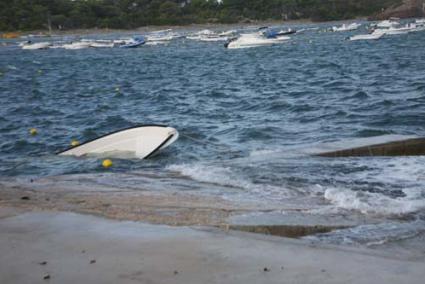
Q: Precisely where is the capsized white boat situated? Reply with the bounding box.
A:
[225,33,290,49]
[21,42,51,50]
[58,125,178,159]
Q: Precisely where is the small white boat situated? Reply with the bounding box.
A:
[119,36,146,48]
[79,39,114,48]
[186,29,217,40]
[198,35,229,42]
[416,18,425,25]
[89,42,114,48]
[58,125,179,159]
[62,42,91,49]
[145,40,169,46]
[379,24,413,35]
[146,30,181,42]
[332,23,361,32]
[225,33,290,49]
[376,20,399,29]
[218,30,237,36]
[349,30,384,41]
[22,42,51,50]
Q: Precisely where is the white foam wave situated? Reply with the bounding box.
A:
[324,187,425,215]
[249,149,280,157]
[166,163,296,199]
[304,220,425,246]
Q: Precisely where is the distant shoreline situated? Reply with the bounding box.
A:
[2,18,370,37]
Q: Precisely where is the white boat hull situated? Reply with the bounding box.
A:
[226,34,290,49]
[349,32,384,41]
[58,125,178,159]
[22,42,51,50]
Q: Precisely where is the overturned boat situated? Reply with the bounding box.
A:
[58,125,178,159]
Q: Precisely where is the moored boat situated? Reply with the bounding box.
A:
[21,42,51,50]
[225,33,290,49]
[332,23,361,32]
[349,30,384,41]
[119,36,146,48]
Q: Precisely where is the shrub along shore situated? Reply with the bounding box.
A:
[1,0,402,32]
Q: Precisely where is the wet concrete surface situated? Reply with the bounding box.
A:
[1,211,424,284]
[316,137,425,157]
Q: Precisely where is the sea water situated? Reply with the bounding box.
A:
[1,22,425,248]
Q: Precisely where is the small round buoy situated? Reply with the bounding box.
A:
[29,128,38,136]
[37,69,42,74]
[71,140,80,147]
[115,87,120,92]
[102,159,113,168]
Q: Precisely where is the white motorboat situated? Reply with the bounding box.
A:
[146,30,181,42]
[187,29,229,42]
[377,24,414,35]
[145,40,169,46]
[62,41,91,49]
[186,29,216,40]
[21,42,51,50]
[225,33,290,49]
[332,23,361,32]
[349,30,384,41]
[376,20,399,29]
[218,30,237,36]
[198,35,229,42]
[416,18,425,25]
[89,42,114,48]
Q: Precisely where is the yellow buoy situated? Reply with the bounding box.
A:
[71,140,80,147]
[29,128,38,136]
[102,159,113,168]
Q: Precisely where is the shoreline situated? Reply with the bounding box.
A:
[1,17,372,38]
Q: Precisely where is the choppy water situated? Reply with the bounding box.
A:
[1,22,425,247]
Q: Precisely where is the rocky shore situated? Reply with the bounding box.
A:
[372,0,425,20]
